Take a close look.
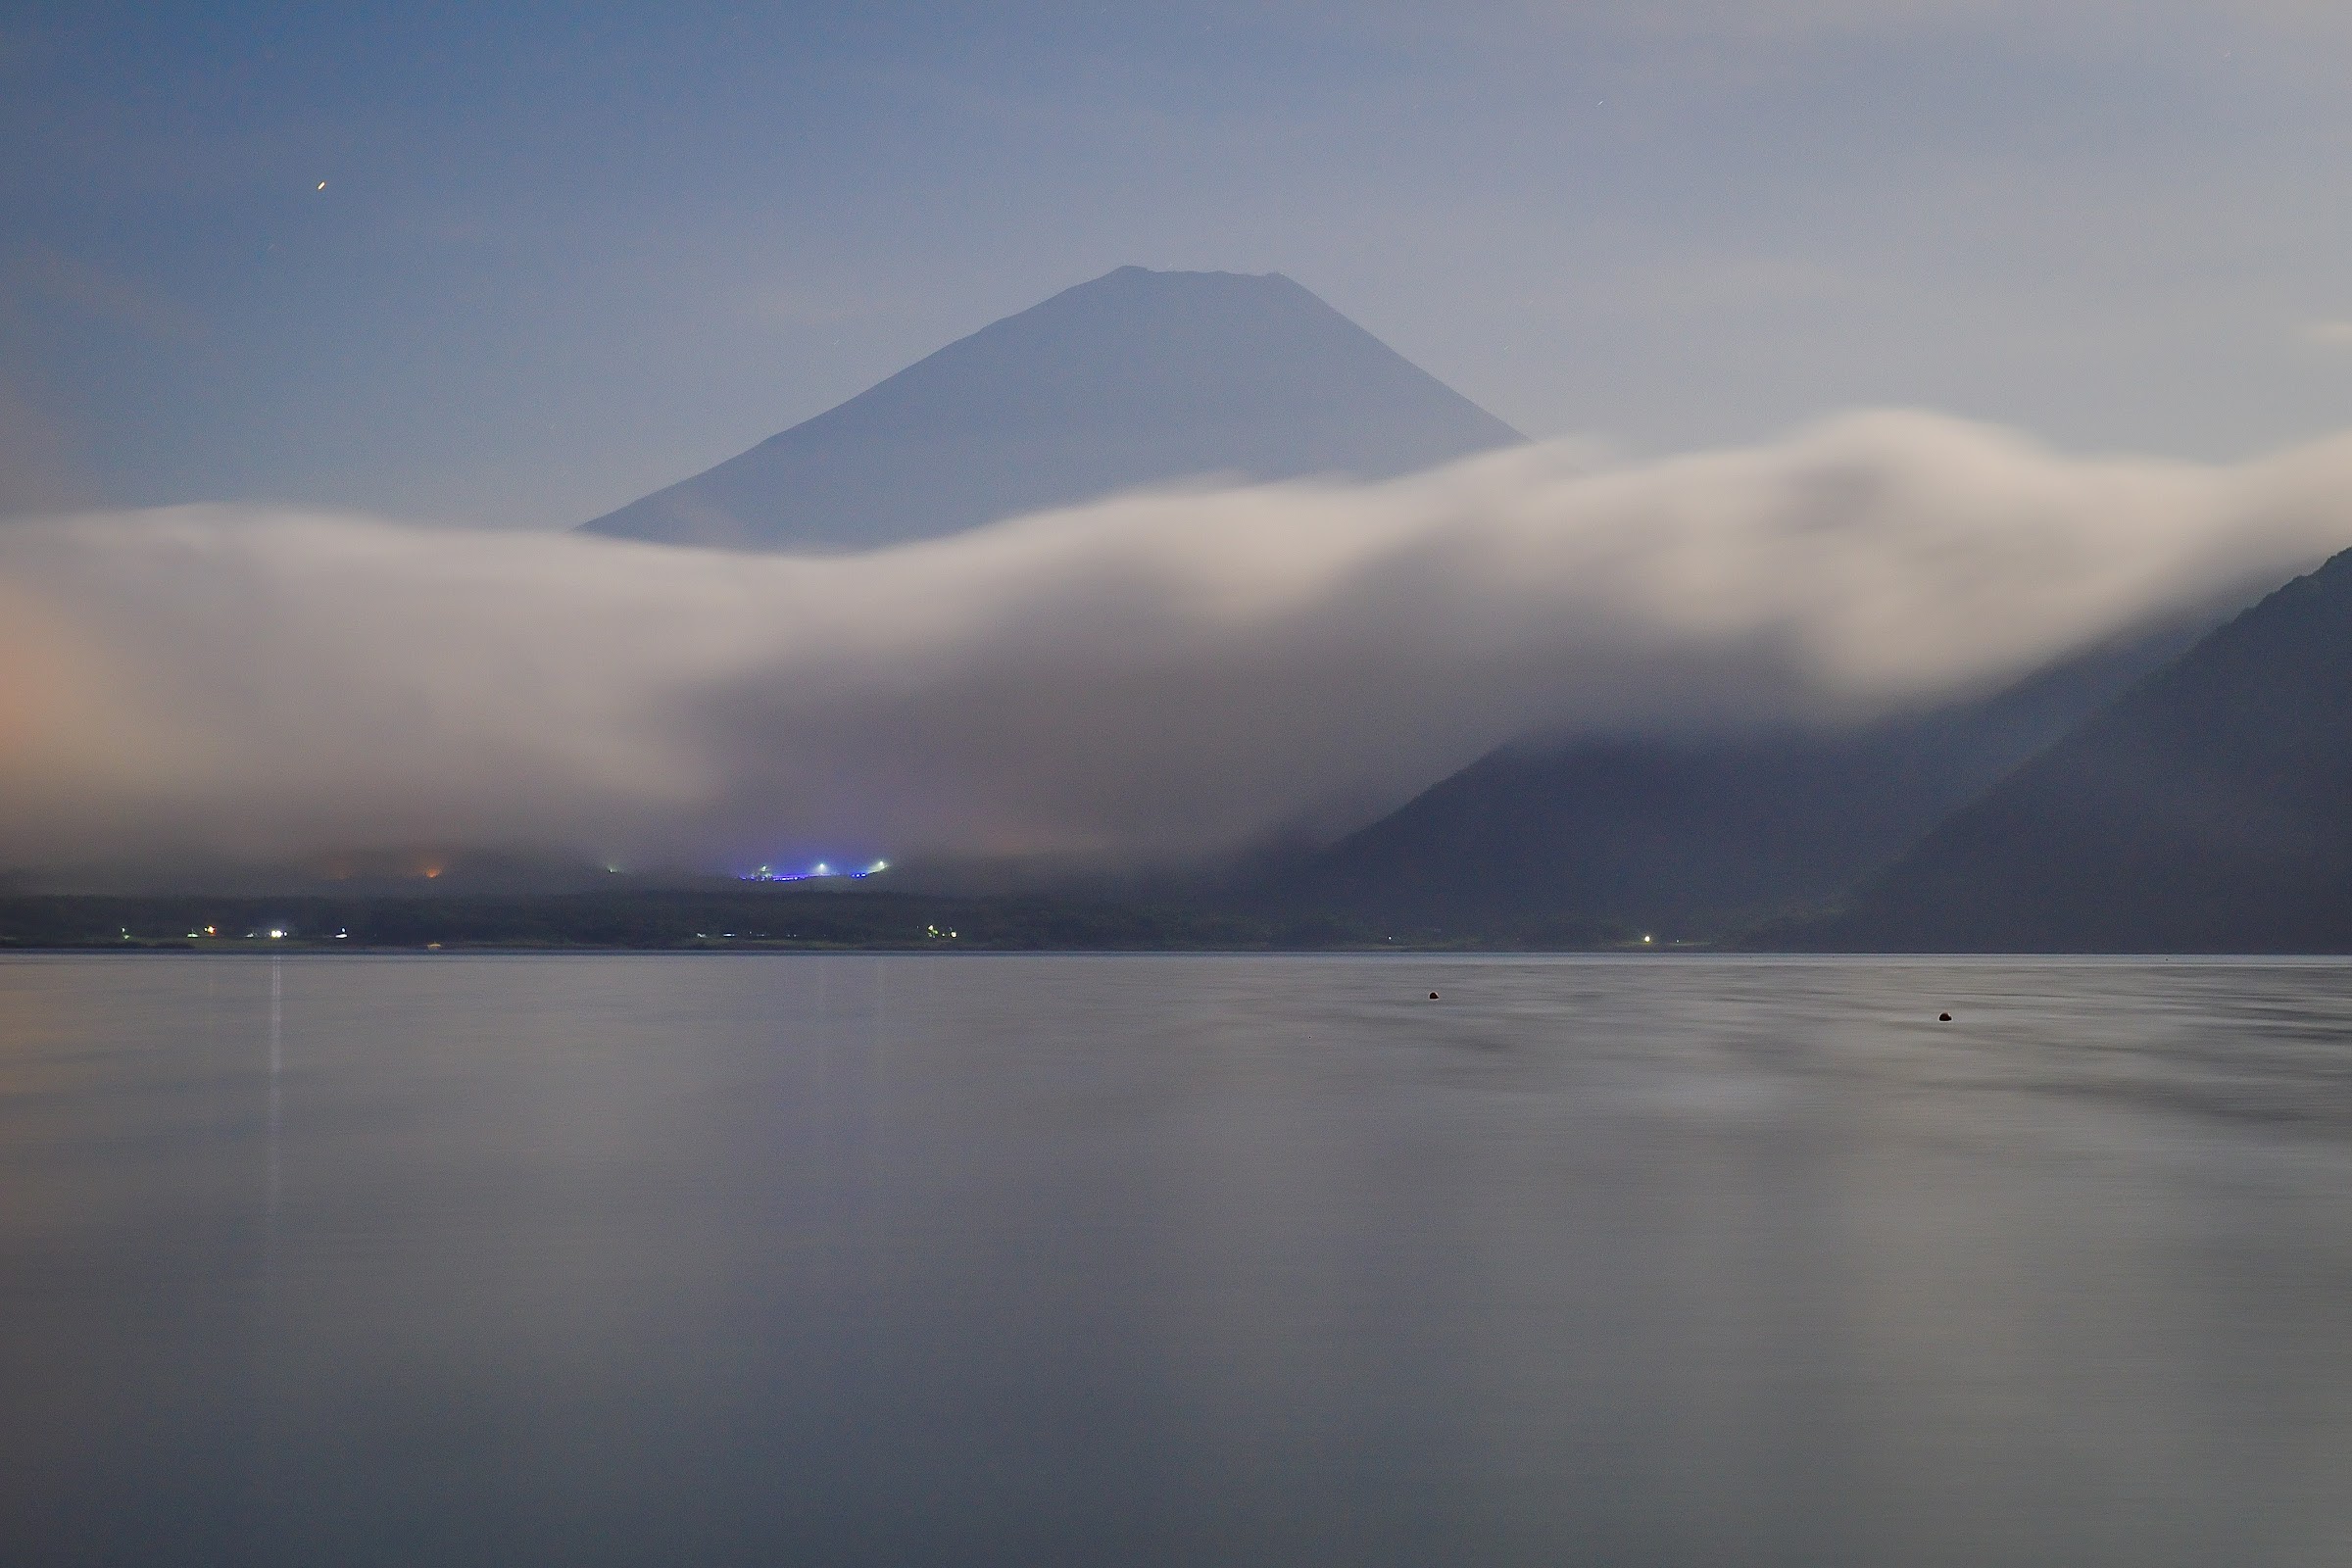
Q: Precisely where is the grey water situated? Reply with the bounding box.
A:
[4,956,2351,1567]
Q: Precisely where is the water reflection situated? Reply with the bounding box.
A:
[267,956,282,1247]
[0,954,2349,1566]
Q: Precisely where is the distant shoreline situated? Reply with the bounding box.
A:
[7,893,2352,957]
[0,887,1662,956]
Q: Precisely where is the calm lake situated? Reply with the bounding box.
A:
[3,954,2350,1565]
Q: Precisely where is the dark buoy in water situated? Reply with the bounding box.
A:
[1938,1011,1952,1022]
[1429,992,1441,1001]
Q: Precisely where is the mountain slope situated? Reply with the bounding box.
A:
[1792,547,2352,951]
[581,266,1524,551]
[1268,628,2201,934]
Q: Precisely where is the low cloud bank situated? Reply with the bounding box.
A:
[6,410,2352,876]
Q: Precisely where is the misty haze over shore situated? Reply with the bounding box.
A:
[9,409,2352,886]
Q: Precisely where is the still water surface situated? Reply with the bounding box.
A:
[4,954,2351,1565]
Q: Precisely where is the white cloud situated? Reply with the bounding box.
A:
[4,409,2350,876]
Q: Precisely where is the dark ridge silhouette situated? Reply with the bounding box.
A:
[1782,545,2352,951]
[1267,627,2201,934]
[581,266,1524,551]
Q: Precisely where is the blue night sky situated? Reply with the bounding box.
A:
[8,1,2352,527]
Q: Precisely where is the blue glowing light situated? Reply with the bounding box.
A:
[740,858,891,884]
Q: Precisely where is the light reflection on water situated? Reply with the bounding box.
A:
[2,954,2350,1566]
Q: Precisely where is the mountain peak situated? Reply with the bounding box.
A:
[1091,264,1288,285]
[581,268,1522,551]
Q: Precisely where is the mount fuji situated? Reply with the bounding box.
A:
[580,266,1524,552]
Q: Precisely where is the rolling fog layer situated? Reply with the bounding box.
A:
[5,410,2352,874]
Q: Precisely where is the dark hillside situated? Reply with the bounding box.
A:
[1788,547,2352,951]
[1271,627,2198,934]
